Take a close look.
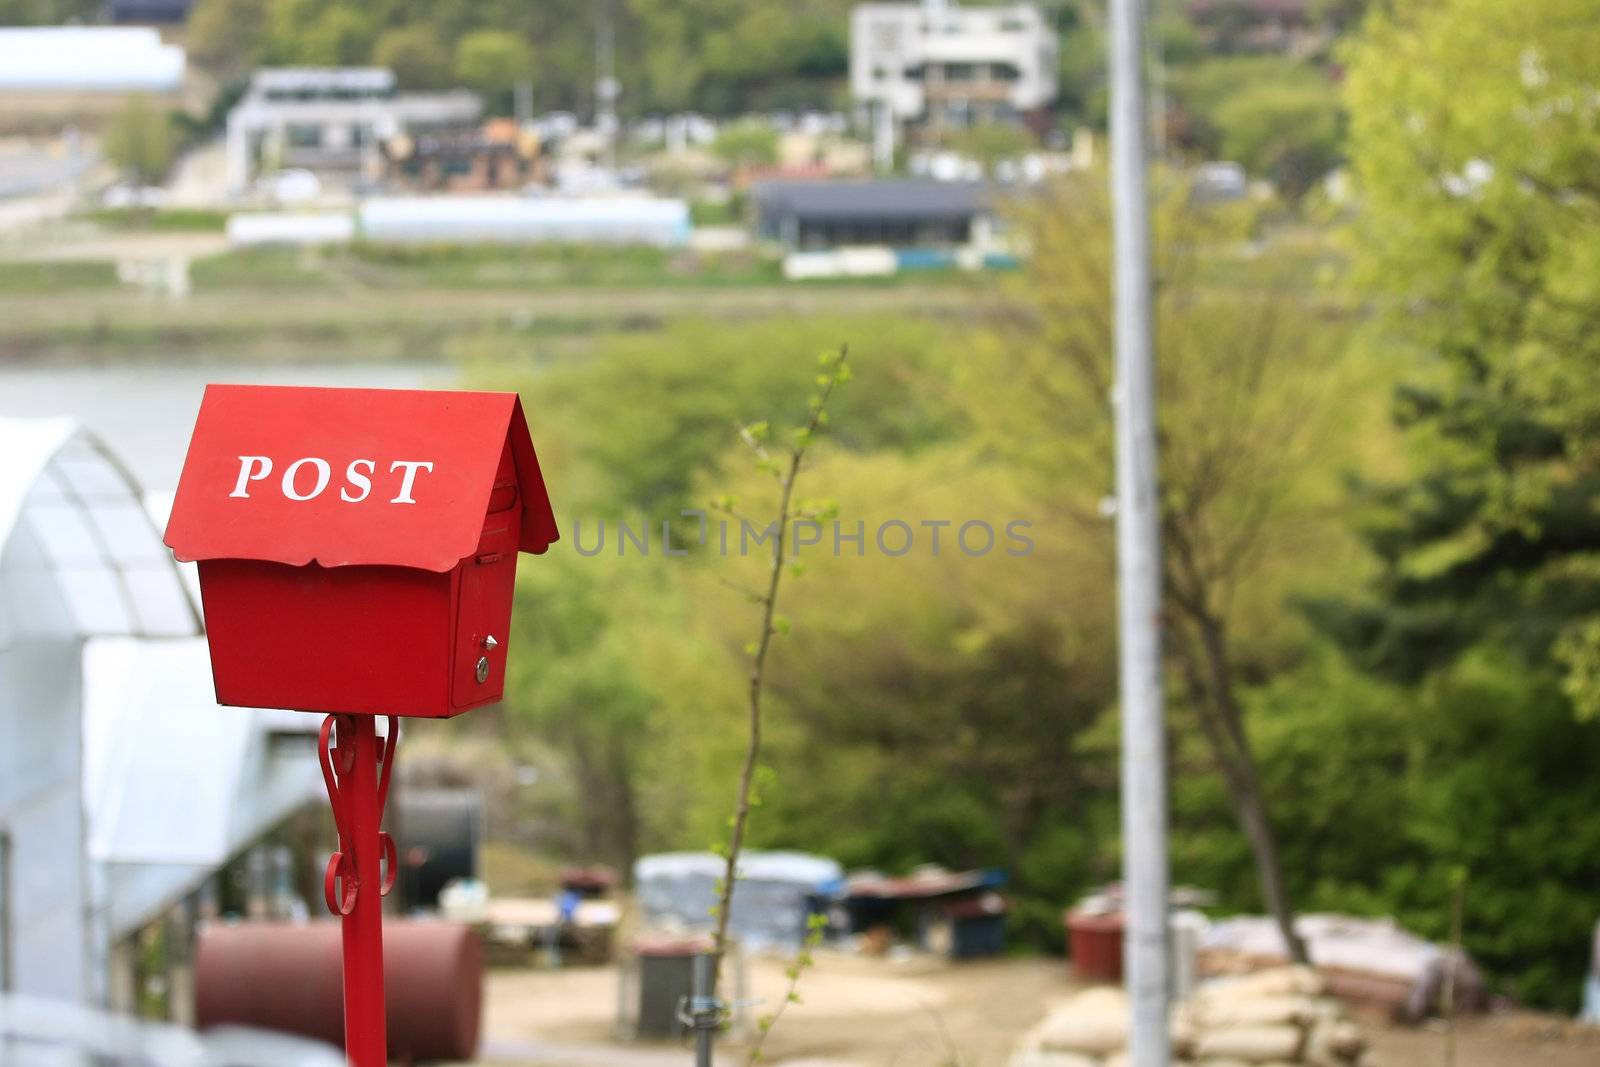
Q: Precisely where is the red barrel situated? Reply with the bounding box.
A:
[195,920,482,1061]
[1065,909,1125,984]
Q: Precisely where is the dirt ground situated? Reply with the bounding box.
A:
[476,954,1600,1067]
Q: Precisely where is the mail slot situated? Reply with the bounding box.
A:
[163,384,558,717]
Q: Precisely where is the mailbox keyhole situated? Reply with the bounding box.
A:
[475,656,490,684]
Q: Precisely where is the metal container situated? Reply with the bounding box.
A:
[194,920,482,1061]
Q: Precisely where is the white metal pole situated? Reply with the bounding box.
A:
[1109,0,1170,1063]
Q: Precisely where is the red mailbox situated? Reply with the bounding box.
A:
[164,384,558,1067]
[164,383,558,718]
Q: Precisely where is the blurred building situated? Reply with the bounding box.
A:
[850,0,1057,158]
[751,178,994,250]
[0,27,186,134]
[358,195,691,246]
[0,418,322,1010]
[108,0,196,22]
[381,118,545,192]
[225,68,482,194]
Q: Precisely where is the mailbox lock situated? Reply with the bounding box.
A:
[475,635,496,683]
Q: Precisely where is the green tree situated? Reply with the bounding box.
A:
[298,5,378,66]
[710,119,779,170]
[1176,55,1344,199]
[185,0,267,77]
[1197,646,1600,1009]
[1212,78,1342,200]
[0,0,98,23]
[504,553,654,872]
[1327,0,1600,692]
[682,441,1115,944]
[951,122,1035,173]
[103,95,178,187]
[453,29,535,106]
[374,25,452,90]
[966,174,1369,962]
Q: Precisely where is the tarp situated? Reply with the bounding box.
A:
[633,851,843,951]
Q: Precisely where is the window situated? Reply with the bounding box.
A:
[286,124,324,149]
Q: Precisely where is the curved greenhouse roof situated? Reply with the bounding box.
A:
[0,417,199,646]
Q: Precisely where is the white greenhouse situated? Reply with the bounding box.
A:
[0,418,322,1007]
[0,28,185,94]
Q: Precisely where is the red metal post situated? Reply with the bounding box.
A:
[320,714,399,1067]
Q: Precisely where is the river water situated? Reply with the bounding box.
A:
[0,360,458,492]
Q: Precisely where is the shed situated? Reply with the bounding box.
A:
[845,866,1009,957]
[751,179,995,250]
[633,851,843,951]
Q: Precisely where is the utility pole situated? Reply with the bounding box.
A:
[1109,0,1170,1064]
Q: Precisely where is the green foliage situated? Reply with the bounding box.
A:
[374,24,453,89]
[1175,55,1345,199]
[441,0,1600,1013]
[498,317,963,519]
[1211,77,1343,200]
[102,95,178,187]
[1056,21,1106,130]
[504,552,657,870]
[1187,648,1600,1009]
[0,260,117,294]
[296,4,379,65]
[710,120,780,169]
[950,123,1035,173]
[1272,0,1600,1007]
[82,208,230,233]
[452,29,534,103]
[1327,0,1600,690]
[0,0,98,23]
[188,242,789,291]
[186,0,850,116]
[630,0,850,113]
[186,0,267,77]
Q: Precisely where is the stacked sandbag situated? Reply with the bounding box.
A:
[1010,986,1128,1067]
[1010,967,1371,1067]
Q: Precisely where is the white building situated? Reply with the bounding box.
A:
[851,0,1057,152]
[358,196,691,246]
[225,68,482,194]
[0,27,184,93]
[0,418,321,1009]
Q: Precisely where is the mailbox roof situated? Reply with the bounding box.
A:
[163,385,557,571]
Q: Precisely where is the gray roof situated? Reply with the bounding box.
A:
[752,179,993,223]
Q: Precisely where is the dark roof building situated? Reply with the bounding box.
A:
[751,178,995,249]
[109,0,196,22]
